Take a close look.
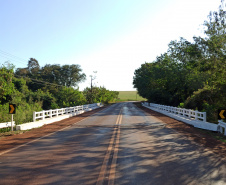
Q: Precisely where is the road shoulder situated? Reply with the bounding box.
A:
[134,102,226,158]
[0,107,106,154]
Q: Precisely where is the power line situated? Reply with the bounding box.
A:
[14,74,64,87]
[0,50,77,89]
[0,50,28,65]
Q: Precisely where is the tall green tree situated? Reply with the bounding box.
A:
[27,58,40,75]
[40,64,86,88]
[59,64,86,87]
[0,62,15,104]
[133,1,225,121]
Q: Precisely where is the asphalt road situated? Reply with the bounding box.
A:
[0,102,225,185]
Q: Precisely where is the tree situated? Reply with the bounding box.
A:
[0,62,15,104]
[16,61,86,92]
[60,64,86,87]
[27,58,40,75]
[203,1,226,86]
[40,64,86,88]
[15,67,29,77]
[133,0,225,122]
[183,1,226,122]
[41,64,61,84]
[83,86,119,104]
[56,87,86,107]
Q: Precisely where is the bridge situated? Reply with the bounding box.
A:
[0,102,225,184]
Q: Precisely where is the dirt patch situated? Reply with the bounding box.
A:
[0,107,106,154]
[135,102,226,157]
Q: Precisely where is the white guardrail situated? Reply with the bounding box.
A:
[147,102,206,121]
[33,103,102,122]
[218,120,226,136]
[0,121,15,129]
[0,103,103,131]
[142,102,218,131]
[16,103,103,130]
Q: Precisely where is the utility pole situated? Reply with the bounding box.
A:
[89,71,97,103]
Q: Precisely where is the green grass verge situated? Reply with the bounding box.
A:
[116,91,147,102]
[0,129,29,139]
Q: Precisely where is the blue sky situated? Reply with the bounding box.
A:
[0,0,221,91]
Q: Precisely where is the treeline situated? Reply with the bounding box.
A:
[0,60,118,125]
[133,3,225,122]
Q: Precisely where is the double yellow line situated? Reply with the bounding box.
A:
[96,107,123,185]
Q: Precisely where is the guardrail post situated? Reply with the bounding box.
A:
[50,109,52,118]
[195,111,198,120]
[56,109,58,117]
[33,111,36,122]
[42,110,45,120]
[203,112,206,122]
[220,126,223,133]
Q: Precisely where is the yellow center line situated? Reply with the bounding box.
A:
[108,115,121,185]
[96,107,123,185]
[116,108,123,125]
[96,127,117,185]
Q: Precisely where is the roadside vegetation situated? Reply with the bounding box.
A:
[133,2,225,123]
[0,60,118,127]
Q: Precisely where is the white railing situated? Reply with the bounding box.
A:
[142,102,218,131]
[148,103,206,122]
[33,103,102,122]
[218,120,226,135]
[0,121,15,129]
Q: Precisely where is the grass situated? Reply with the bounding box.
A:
[116,91,147,102]
[0,128,29,139]
[199,129,226,143]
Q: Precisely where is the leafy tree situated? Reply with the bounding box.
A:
[15,67,29,77]
[15,58,40,77]
[41,64,61,85]
[0,62,15,104]
[27,58,40,75]
[184,2,226,122]
[55,87,86,107]
[133,1,225,122]
[60,64,86,87]
[0,60,90,126]
[83,86,119,104]
[40,64,86,87]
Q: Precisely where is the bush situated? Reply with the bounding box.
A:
[184,85,225,123]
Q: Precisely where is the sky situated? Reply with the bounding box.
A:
[0,0,221,91]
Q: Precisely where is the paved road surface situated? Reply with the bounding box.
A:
[0,102,225,185]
